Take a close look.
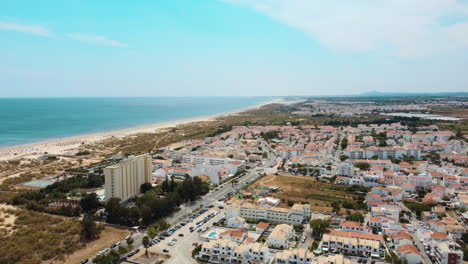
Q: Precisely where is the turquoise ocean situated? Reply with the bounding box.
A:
[0,97,274,147]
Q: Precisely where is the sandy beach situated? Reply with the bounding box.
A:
[0,98,286,161]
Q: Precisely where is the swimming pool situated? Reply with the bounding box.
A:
[208,232,217,238]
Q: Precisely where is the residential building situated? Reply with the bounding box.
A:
[396,244,422,264]
[431,241,464,264]
[320,233,382,259]
[226,201,311,224]
[104,154,151,201]
[312,254,354,264]
[266,224,293,249]
[198,239,270,264]
[274,248,313,264]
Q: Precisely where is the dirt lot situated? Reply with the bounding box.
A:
[252,174,364,214]
[430,105,468,119]
[64,226,130,264]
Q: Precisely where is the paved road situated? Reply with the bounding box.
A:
[409,218,432,264]
[297,224,313,249]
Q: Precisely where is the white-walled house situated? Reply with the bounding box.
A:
[266,224,293,249]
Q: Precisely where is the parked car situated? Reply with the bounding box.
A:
[163,249,170,253]
[81,259,88,264]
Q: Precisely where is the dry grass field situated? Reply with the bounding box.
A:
[64,226,130,264]
[252,174,366,214]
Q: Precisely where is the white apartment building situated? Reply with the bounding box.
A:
[266,224,293,248]
[337,163,361,177]
[226,201,311,225]
[408,174,433,190]
[182,154,244,167]
[273,248,314,264]
[104,154,151,202]
[321,233,382,259]
[431,242,464,264]
[371,205,401,220]
[198,239,270,264]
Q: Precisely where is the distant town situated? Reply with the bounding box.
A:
[0,96,467,264]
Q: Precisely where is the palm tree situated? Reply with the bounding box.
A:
[142,236,150,257]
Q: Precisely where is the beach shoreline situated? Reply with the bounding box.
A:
[0,98,286,161]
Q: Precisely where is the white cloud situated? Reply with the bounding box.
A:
[0,21,52,37]
[224,0,468,56]
[67,33,127,47]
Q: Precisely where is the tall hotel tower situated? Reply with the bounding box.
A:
[104,154,152,201]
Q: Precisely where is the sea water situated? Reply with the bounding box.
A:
[0,97,273,147]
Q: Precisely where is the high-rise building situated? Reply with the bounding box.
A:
[104,154,152,201]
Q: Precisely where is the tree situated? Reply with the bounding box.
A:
[140,182,153,194]
[80,215,101,240]
[330,202,341,213]
[142,236,150,257]
[126,236,134,245]
[147,226,158,240]
[355,162,370,171]
[309,219,330,237]
[342,201,355,209]
[340,138,348,149]
[162,176,169,192]
[339,155,349,161]
[141,206,153,226]
[423,151,441,164]
[378,140,388,147]
[105,198,123,224]
[155,219,170,231]
[80,193,101,214]
[346,212,364,223]
[461,232,468,244]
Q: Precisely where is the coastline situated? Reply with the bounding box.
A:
[0,98,285,161]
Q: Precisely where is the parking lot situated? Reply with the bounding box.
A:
[123,204,225,264]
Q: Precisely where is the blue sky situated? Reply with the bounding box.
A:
[1,0,468,97]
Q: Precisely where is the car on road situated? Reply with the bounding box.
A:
[111,241,121,248]
[178,233,184,237]
[168,241,176,246]
[163,249,169,253]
